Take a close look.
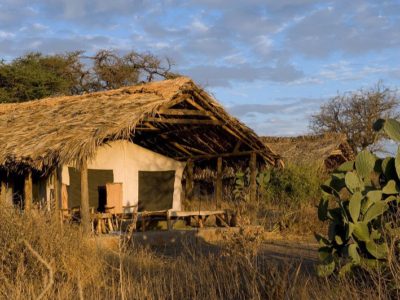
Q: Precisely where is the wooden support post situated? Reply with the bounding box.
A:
[186,159,194,202]
[24,170,33,211]
[250,152,257,203]
[0,179,6,203]
[216,157,222,209]
[167,210,172,231]
[53,167,60,211]
[80,159,91,234]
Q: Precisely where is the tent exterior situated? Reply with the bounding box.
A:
[261,133,355,171]
[0,77,280,228]
[61,140,185,213]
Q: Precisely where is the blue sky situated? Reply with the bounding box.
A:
[1,0,400,136]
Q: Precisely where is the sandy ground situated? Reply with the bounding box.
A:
[93,227,319,270]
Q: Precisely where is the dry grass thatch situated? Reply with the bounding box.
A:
[0,77,279,171]
[261,133,355,170]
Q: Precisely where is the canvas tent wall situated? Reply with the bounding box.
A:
[61,140,185,212]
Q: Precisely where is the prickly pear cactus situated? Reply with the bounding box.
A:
[316,118,400,276]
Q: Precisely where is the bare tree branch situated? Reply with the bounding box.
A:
[310,82,399,153]
[23,240,54,300]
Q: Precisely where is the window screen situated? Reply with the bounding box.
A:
[138,170,175,212]
[67,168,114,210]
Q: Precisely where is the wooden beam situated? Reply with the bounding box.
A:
[135,127,160,131]
[184,97,209,113]
[233,141,242,153]
[174,150,261,161]
[24,170,33,211]
[147,128,211,157]
[216,157,223,209]
[179,92,271,164]
[177,143,208,155]
[158,109,209,116]
[196,138,218,154]
[157,126,204,136]
[162,95,188,109]
[191,90,259,151]
[143,117,222,126]
[185,159,194,202]
[249,152,257,203]
[135,121,160,131]
[170,142,193,156]
[80,159,91,234]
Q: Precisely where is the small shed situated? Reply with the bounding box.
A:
[0,77,280,230]
[261,133,355,171]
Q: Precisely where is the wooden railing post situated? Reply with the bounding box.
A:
[216,157,222,209]
[249,152,257,203]
[185,159,194,202]
[80,159,91,234]
[24,170,33,211]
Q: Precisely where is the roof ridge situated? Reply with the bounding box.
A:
[0,76,193,111]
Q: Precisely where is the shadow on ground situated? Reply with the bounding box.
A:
[94,227,319,275]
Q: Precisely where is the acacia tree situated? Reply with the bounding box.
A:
[0,52,84,102]
[310,83,399,153]
[90,50,179,90]
[0,50,180,103]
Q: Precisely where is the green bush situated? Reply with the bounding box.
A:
[264,162,324,207]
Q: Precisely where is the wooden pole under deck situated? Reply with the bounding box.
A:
[24,170,33,211]
[80,159,91,234]
[186,159,194,202]
[216,157,222,209]
[249,152,257,203]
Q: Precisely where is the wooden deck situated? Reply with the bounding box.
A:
[60,208,236,234]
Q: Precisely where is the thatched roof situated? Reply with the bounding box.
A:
[261,133,355,170]
[0,77,279,171]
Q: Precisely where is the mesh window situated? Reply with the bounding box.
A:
[138,170,175,212]
[67,168,114,210]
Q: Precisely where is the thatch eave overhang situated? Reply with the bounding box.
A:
[0,77,280,172]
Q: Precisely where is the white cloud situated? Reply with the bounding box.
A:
[0,31,15,38]
[190,19,209,33]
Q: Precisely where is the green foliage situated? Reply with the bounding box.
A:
[316,119,400,276]
[378,118,400,143]
[264,163,323,207]
[0,52,80,102]
[355,150,376,178]
[233,171,248,202]
[256,170,271,190]
[0,50,178,103]
[233,169,271,203]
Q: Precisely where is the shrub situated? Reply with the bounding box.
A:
[264,162,324,208]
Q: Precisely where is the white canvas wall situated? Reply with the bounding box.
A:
[61,140,186,211]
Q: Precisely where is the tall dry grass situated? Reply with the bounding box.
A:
[0,206,398,299]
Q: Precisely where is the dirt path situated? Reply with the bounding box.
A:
[94,229,320,272]
[262,240,318,261]
[260,239,319,274]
